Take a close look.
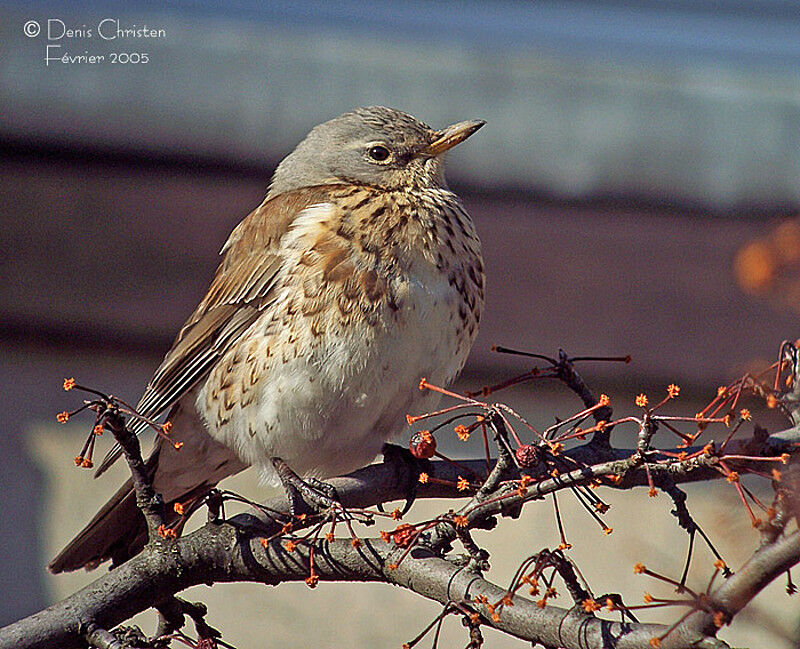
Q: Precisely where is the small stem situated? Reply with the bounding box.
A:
[103,409,167,541]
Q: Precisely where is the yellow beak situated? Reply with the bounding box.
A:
[423,120,486,156]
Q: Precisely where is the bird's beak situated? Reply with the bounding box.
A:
[423,120,486,156]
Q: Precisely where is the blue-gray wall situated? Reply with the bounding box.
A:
[3,0,800,208]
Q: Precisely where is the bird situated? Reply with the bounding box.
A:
[49,106,485,573]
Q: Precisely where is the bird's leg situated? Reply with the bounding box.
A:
[381,442,428,515]
[270,457,340,517]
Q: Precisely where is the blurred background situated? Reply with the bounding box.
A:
[3,0,800,646]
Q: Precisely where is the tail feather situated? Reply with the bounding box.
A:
[50,401,248,573]
[48,475,148,573]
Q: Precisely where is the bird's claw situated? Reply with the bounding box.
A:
[271,457,341,517]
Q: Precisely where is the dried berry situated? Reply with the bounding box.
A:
[515,444,541,468]
[409,430,436,459]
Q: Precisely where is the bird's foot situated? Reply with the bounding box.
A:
[381,442,427,515]
[271,457,341,518]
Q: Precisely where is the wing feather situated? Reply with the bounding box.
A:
[94,187,339,476]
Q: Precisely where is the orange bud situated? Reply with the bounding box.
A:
[157,525,177,539]
[582,599,600,612]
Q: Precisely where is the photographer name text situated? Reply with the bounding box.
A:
[24,18,167,66]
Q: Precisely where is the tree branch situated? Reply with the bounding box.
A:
[672,528,800,642]
[1,513,728,649]
[4,420,798,649]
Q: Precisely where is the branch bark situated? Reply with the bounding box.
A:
[0,514,726,649]
[3,422,799,649]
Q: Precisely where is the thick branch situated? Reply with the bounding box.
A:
[4,426,798,649]
[0,516,726,649]
[243,425,800,534]
[677,529,800,640]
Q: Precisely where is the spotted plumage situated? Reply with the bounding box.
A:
[50,106,485,573]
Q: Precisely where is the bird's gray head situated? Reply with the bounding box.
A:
[268,106,484,197]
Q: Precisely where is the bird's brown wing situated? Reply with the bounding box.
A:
[94,185,339,476]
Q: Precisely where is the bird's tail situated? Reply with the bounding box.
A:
[48,471,150,573]
[49,457,223,573]
[49,402,249,573]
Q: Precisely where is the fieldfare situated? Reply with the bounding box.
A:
[50,106,485,572]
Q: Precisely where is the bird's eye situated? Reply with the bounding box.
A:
[367,145,391,162]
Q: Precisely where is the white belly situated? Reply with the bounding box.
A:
[197,267,475,485]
